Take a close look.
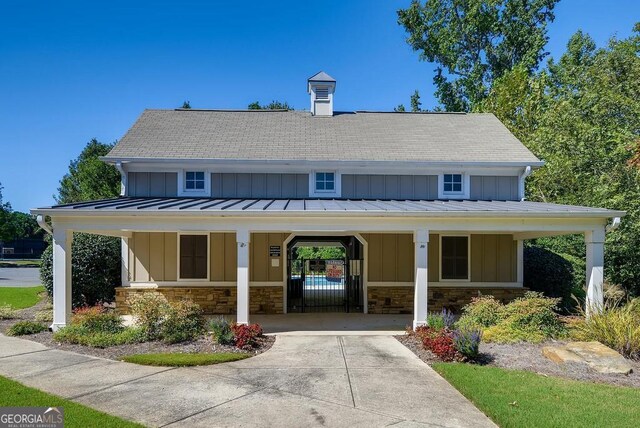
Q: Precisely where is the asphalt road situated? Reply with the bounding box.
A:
[0,267,41,287]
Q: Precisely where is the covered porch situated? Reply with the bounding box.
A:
[33,197,623,331]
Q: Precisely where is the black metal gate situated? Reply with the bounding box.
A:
[287,257,363,313]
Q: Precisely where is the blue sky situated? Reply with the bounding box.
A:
[1,0,638,212]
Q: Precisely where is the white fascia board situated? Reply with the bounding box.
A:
[100,157,545,170]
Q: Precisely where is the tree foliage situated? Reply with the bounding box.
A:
[398,0,559,111]
[56,139,121,204]
[181,100,191,109]
[43,139,122,305]
[294,246,345,260]
[481,24,640,295]
[248,100,292,110]
[0,183,13,241]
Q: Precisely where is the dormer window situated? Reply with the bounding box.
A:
[185,171,205,190]
[443,174,463,194]
[315,172,335,192]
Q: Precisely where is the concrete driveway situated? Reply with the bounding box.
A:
[0,267,41,287]
[0,334,495,427]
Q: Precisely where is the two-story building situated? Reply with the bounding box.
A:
[33,72,624,330]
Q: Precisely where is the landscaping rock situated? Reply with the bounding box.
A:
[542,341,633,375]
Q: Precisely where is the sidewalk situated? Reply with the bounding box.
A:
[0,334,496,427]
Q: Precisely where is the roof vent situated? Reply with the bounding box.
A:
[307,71,336,116]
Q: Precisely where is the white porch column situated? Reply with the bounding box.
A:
[413,229,429,329]
[52,227,73,331]
[121,237,130,286]
[236,229,250,325]
[585,228,605,316]
[516,239,524,284]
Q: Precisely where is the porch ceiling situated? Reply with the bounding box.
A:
[32,197,624,219]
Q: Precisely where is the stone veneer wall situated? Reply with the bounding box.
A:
[115,286,283,315]
[367,286,527,314]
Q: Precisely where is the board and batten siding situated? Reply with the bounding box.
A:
[128,232,286,283]
[363,233,516,284]
[342,175,438,199]
[469,176,519,201]
[211,173,308,198]
[127,172,178,197]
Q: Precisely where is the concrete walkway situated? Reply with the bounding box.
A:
[0,334,495,428]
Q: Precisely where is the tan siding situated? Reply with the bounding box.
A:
[164,233,177,281]
[133,232,150,282]
[149,233,165,281]
[428,234,439,282]
[363,233,415,282]
[250,233,285,282]
[470,234,516,282]
[210,233,237,281]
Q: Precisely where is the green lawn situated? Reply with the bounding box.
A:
[0,286,45,309]
[121,352,249,367]
[0,375,143,428]
[433,363,640,428]
[0,259,41,268]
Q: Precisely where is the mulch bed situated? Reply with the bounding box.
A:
[397,334,640,389]
[1,297,274,361]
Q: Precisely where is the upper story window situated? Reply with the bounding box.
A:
[185,171,205,190]
[315,172,335,192]
[443,174,463,194]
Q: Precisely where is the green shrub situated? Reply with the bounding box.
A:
[7,321,47,336]
[41,233,121,308]
[161,300,206,344]
[72,306,124,334]
[0,304,16,320]
[34,309,53,323]
[127,292,170,340]
[457,296,503,329]
[210,316,234,345]
[498,292,566,338]
[427,308,455,330]
[524,245,583,311]
[54,324,146,348]
[483,323,548,343]
[574,304,640,360]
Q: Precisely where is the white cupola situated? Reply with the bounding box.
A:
[307,71,336,116]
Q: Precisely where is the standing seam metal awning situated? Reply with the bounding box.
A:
[32,197,624,218]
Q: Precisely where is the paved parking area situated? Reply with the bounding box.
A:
[0,334,495,427]
[0,267,40,287]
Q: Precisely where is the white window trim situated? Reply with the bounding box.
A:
[177,232,210,282]
[438,173,470,199]
[178,170,211,197]
[309,171,341,198]
[439,234,471,282]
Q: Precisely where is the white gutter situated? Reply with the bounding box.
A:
[518,166,532,201]
[36,215,52,235]
[606,217,621,232]
[114,162,127,196]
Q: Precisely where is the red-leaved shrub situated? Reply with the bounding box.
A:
[422,333,461,362]
[231,323,263,350]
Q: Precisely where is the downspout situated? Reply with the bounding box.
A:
[36,215,52,235]
[606,217,621,233]
[115,161,127,196]
[519,166,532,201]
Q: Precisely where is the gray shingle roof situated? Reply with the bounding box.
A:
[104,110,541,164]
[308,71,336,82]
[34,197,623,218]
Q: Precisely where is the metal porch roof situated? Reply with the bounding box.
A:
[32,197,624,219]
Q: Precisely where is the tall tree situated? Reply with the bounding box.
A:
[410,90,422,112]
[248,100,292,110]
[398,0,559,111]
[481,24,640,295]
[181,100,191,109]
[56,139,121,204]
[0,182,15,241]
